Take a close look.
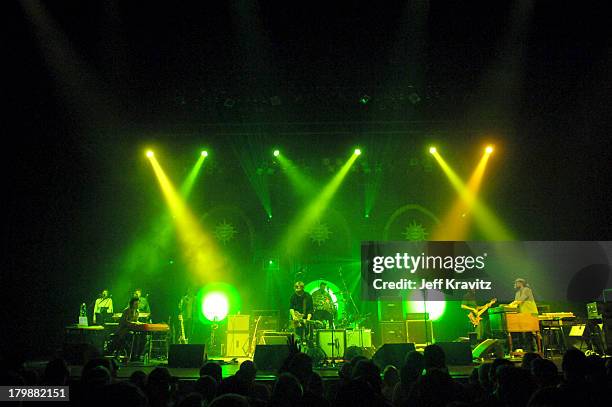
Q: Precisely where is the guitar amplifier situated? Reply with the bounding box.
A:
[259,331,291,345]
[346,329,372,348]
[226,315,250,357]
[406,320,434,344]
[378,297,404,321]
[379,321,407,344]
[226,333,250,356]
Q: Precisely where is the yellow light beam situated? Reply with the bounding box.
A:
[433,149,492,240]
[148,156,226,283]
[281,152,359,255]
[431,150,513,240]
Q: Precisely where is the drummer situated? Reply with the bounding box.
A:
[312,281,335,328]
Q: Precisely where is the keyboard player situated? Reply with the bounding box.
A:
[115,297,145,361]
[508,277,539,351]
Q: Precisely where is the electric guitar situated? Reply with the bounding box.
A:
[178,314,188,344]
[291,311,324,328]
[467,298,497,327]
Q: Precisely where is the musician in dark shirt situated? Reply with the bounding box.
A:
[132,288,151,315]
[289,281,314,343]
[178,288,196,343]
[116,297,146,361]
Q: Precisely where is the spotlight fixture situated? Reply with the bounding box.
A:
[429,147,437,154]
[354,148,362,155]
[273,149,280,157]
[485,146,494,154]
[201,150,209,157]
[146,150,154,158]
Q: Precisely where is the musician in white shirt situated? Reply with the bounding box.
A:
[93,289,114,324]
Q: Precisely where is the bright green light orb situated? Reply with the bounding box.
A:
[406,290,446,321]
[202,292,229,322]
[273,150,280,157]
[354,148,362,155]
[201,150,209,157]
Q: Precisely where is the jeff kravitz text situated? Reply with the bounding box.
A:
[372,278,492,290]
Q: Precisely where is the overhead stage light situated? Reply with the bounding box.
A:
[429,147,437,154]
[354,148,362,156]
[273,149,280,157]
[146,150,154,158]
[201,150,209,157]
[485,146,494,154]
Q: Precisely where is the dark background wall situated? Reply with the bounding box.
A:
[3,1,611,358]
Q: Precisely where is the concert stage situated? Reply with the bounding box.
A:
[61,355,566,382]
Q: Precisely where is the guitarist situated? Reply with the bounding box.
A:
[461,289,494,340]
[289,281,314,344]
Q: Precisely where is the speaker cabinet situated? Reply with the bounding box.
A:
[379,321,407,344]
[472,339,504,360]
[372,343,416,369]
[228,315,250,331]
[346,329,372,348]
[436,342,473,365]
[259,332,291,345]
[379,298,404,321]
[405,320,434,344]
[317,330,346,359]
[168,344,206,368]
[253,344,290,371]
[226,315,250,357]
[226,333,250,356]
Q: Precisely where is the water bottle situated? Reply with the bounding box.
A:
[78,303,88,326]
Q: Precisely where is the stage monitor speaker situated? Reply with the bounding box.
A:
[406,320,434,344]
[373,343,416,369]
[436,342,473,365]
[472,339,504,360]
[253,344,290,371]
[168,344,206,368]
[379,321,407,344]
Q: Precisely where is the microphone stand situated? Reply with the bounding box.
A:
[421,289,431,346]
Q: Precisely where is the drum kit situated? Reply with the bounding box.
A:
[296,269,372,366]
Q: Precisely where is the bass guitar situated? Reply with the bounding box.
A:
[178,314,188,344]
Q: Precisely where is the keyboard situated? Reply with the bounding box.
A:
[538,312,575,320]
[134,323,170,332]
